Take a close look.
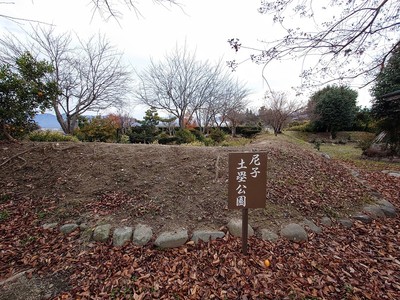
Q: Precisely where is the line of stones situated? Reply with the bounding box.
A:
[42,198,396,248]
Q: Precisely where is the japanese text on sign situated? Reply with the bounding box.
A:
[228,153,267,209]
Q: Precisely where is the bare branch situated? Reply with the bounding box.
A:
[230,0,400,90]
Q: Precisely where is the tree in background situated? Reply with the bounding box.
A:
[259,91,304,136]
[0,26,132,134]
[129,107,174,144]
[228,0,399,90]
[371,46,400,152]
[0,52,57,141]
[90,0,179,20]
[309,86,358,139]
[353,107,374,132]
[135,44,247,129]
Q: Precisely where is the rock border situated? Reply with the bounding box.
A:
[41,199,397,249]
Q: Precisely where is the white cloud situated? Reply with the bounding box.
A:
[1,0,373,120]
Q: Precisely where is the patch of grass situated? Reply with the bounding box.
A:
[21,235,37,245]
[0,194,11,204]
[0,210,10,222]
[319,143,363,161]
[36,210,47,219]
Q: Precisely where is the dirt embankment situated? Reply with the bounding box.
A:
[1,138,373,234]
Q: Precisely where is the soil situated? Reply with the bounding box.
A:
[0,135,376,235]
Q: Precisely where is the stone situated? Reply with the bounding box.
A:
[113,226,133,247]
[382,170,400,178]
[320,217,332,227]
[133,224,153,246]
[59,223,78,234]
[379,205,397,218]
[260,229,279,242]
[352,213,373,223]
[301,219,322,234]
[338,219,353,228]
[377,199,396,209]
[191,230,225,243]
[280,223,308,242]
[93,224,111,242]
[79,223,89,230]
[154,230,188,248]
[388,172,400,178]
[226,219,254,238]
[321,153,330,159]
[363,205,385,219]
[42,223,58,230]
[376,199,397,217]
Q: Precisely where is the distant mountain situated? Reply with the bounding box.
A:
[34,113,61,130]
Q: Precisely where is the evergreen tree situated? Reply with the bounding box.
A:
[371,47,400,152]
[309,85,358,139]
[0,52,57,141]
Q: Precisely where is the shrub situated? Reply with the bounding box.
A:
[119,134,130,144]
[158,136,179,145]
[28,130,79,142]
[209,128,226,143]
[75,116,119,142]
[175,129,196,144]
[189,128,205,142]
[203,137,216,146]
[287,121,314,132]
[357,136,375,151]
[237,127,262,138]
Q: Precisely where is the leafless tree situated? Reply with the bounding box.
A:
[193,77,249,134]
[90,0,181,20]
[0,26,132,134]
[135,45,238,129]
[259,91,304,136]
[228,0,400,91]
[214,81,250,136]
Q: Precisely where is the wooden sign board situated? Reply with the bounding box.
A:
[228,152,267,209]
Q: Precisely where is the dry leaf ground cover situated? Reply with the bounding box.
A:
[0,135,399,299]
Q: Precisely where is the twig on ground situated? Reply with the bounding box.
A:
[0,149,31,168]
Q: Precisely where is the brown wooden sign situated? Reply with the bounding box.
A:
[228,152,267,209]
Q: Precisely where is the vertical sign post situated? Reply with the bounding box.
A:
[228,152,267,255]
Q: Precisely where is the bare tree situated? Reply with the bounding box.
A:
[135,45,235,129]
[194,77,249,134]
[228,0,400,90]
[0,26,132,134]
[214,81,250,136]
[90,0,181,20]
[259,91,304,136]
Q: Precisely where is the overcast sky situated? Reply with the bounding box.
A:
[1,0,372,118]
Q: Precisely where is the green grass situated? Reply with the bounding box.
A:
[0,210,10,222]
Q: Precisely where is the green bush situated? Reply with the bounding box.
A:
[209,128,226,143]
[119,134,130,144]
[158,136,179,145]
[28,130,79,142]
[75,116,118,142]
[189,128,205,142]
[236,127,262,138]
[175,129,196,144]
[287,121,314,132]
[203,137,216,146]
[357,137,375,151]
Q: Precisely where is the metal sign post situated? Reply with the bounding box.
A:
[228,152,267,255]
